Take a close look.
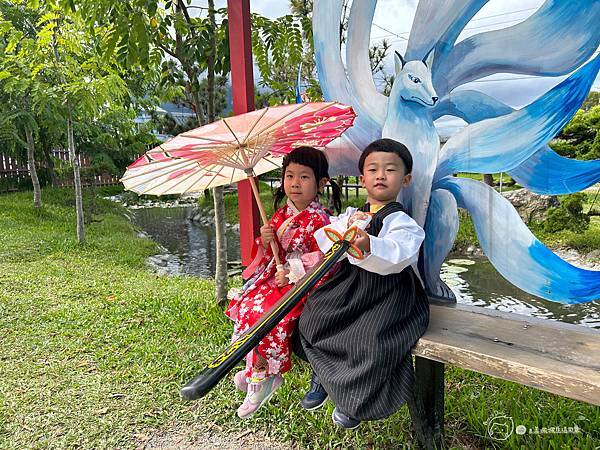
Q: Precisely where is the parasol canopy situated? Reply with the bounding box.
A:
[121,102,355,196]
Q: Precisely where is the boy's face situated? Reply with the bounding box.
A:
[359,151,412,204]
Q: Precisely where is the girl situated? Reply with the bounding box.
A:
[226,146,342,419]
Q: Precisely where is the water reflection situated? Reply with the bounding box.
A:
[442,258,600,329]
[131,206,241,279]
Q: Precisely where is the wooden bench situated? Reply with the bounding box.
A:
[408,300,600,449]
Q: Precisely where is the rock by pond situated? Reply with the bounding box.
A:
[502,188,559,223]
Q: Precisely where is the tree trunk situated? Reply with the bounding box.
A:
[208,0,228,305]
[174,0,226,303]
[207,0,216,123]
[174,1,207,126]
[42,144,57,186]
[189,82,207,125]
[51,26,83,243]
[212,186,228,303]
[67,115,85,245]
[483,174,494,186]
[25,126,42,209]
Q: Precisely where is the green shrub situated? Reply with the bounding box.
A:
[543,193,590,233]
[453,209,479,250]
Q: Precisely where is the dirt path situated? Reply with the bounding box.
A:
[135,427,296,450]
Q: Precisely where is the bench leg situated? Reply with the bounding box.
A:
[408,357,445,449]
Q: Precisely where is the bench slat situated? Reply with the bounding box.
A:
[413,302,600,405]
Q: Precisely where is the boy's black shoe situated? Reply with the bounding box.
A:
[301,371,328,410]
[332,407,361,429]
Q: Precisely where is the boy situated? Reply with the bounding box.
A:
[297,138,429,429]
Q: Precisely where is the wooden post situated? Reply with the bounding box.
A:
[227,0,260,266]
[408,356,445,449]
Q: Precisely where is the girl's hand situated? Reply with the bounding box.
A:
[275,268,290,287]
[261,224,275,248]
[352,228,371,253]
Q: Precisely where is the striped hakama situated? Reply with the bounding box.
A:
[298,202,430,420]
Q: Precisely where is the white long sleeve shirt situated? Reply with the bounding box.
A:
[314,206,425,276]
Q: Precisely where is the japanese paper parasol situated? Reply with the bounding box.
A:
[121,101,356,266]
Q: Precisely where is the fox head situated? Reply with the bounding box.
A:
[390,49,438,108]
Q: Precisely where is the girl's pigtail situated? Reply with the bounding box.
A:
[328,178,342,214]
[273,186,286,212]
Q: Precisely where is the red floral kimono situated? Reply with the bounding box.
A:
[226,199,331,378]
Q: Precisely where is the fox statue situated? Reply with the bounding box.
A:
[384,49,438,228]
[313,0,600,304]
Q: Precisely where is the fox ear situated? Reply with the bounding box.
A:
[423,47,435,68]
[394,51,406,74]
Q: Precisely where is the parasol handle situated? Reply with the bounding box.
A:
[245,174,283,268]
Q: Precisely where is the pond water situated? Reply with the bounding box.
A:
[131,206,241,278]
[441,259,599,329]
[131,206,599,329]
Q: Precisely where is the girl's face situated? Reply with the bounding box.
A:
[283,162,325,210]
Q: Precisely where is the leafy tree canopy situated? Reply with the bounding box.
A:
[552,98,600,161]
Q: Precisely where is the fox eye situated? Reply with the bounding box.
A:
[408,74,421,84]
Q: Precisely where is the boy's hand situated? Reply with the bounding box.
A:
[352,228,371,253]
[275,268,290,287]
[261,224,275,248]
[348,211,370,228]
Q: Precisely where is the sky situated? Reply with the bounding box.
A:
[198,0,600,134]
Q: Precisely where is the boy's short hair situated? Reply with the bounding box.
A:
[358,139,413,174]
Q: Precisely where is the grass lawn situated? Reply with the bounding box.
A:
[1,188,598,449]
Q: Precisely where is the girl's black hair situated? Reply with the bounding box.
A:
[273,146,342,213]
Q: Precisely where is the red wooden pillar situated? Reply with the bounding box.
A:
[227,0,260,266]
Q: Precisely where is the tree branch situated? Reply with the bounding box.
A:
[156,41,177,59]
[177,0,196,37]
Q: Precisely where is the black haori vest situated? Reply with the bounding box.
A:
[298,202,429,420]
